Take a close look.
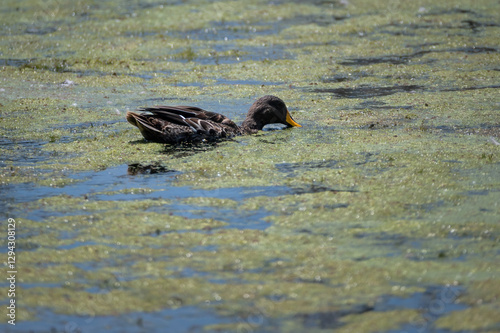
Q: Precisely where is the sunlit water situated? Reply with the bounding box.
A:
[1,0,499,332]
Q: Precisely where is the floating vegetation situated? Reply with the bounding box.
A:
[1,0,499,331]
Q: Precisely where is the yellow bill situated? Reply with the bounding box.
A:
[285,110,302,127]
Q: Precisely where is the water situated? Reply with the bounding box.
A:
[1,164,295,231]
[1,0,499,331]
[1,306,236,333]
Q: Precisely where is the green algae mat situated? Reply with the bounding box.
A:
[1,0,499,332]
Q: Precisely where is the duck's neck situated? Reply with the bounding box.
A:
[240,117,262,134]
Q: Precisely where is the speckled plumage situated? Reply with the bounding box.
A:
[126,95,301,144]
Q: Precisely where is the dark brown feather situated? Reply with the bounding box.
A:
[126,95,300,144]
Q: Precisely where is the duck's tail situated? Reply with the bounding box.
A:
[126,111,140,127]
[126,111,165,143]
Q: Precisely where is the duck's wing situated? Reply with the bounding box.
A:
[138,105,240,133]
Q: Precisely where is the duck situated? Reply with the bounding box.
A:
[126,95,301,144]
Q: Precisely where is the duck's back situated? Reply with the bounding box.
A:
[126,106,242,144]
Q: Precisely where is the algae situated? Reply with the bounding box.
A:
[1,0,499,331]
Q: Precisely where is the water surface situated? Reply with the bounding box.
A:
[0,0,499,332]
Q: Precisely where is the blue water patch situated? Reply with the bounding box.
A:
[151,203,272,230]
[376,285,468,333]
[0,306,237,333]
[57,240,98,250]
[375,286,466,312]
[0,282,60,290]
[1,164,302,238]
[384,324,472,333]
[0,164,168,207]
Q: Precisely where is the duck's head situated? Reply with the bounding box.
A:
[242,95,301,132]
